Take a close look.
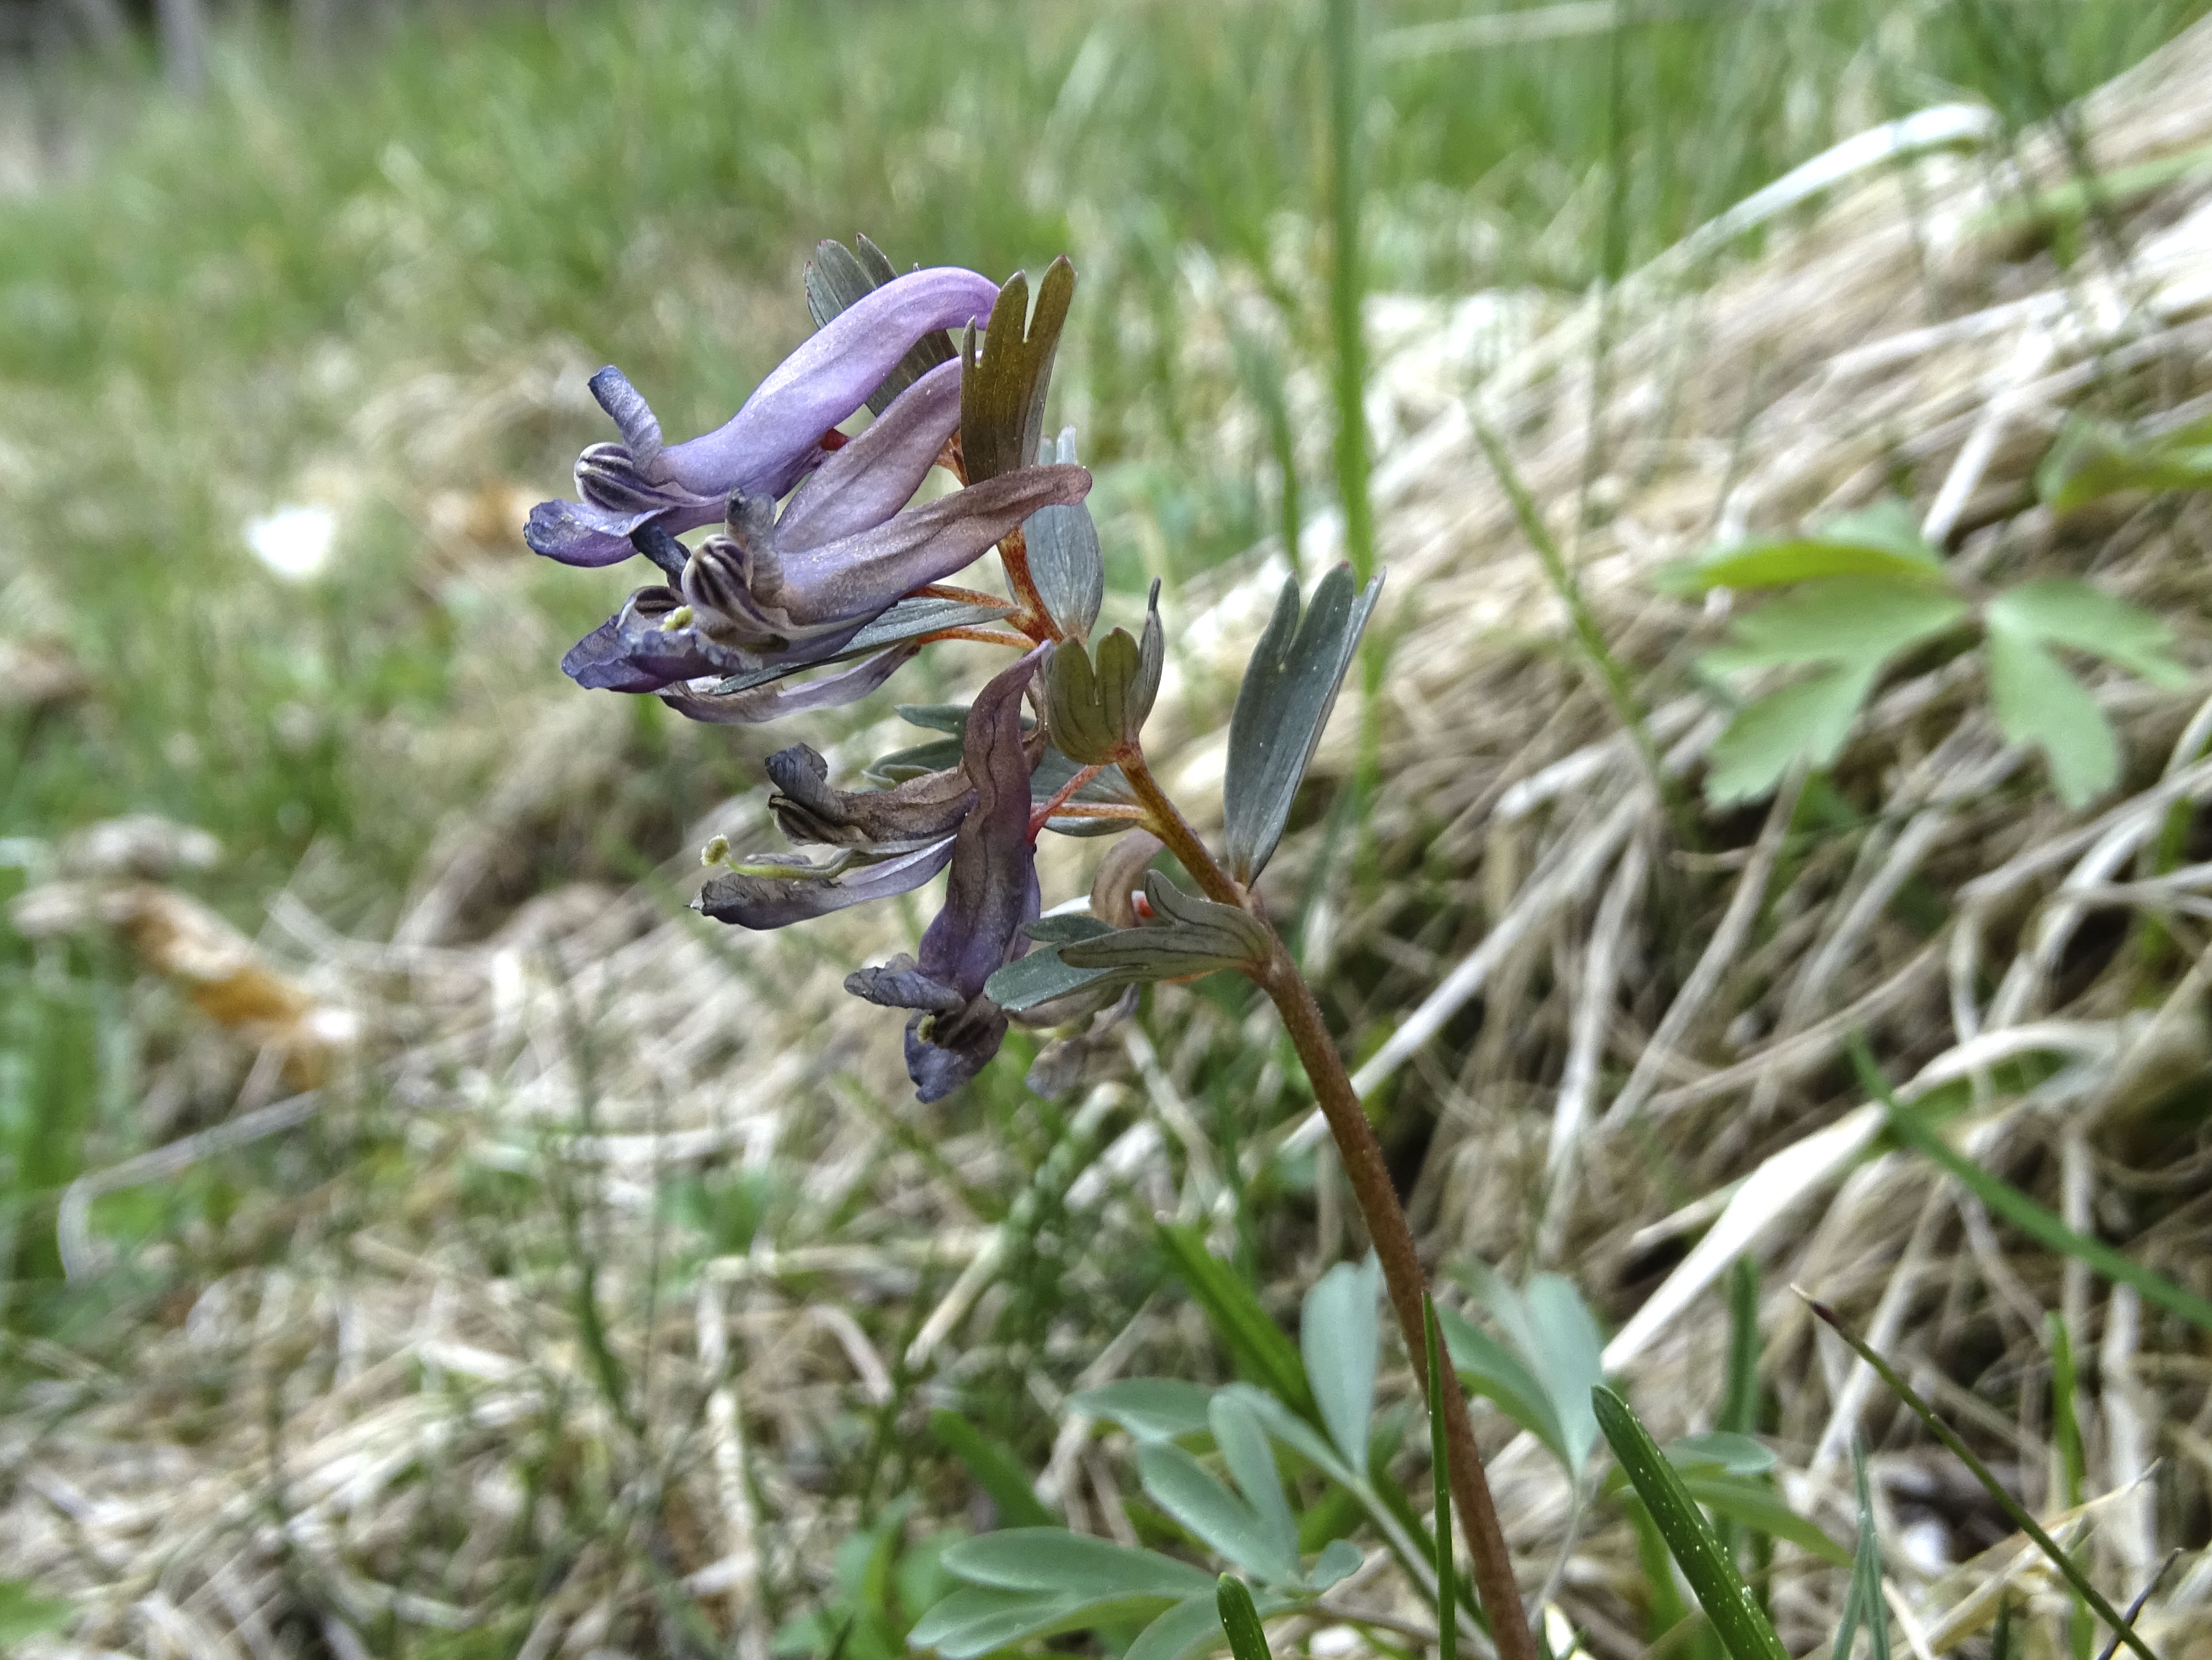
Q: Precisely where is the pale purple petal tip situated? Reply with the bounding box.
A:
[657,267,1001,499]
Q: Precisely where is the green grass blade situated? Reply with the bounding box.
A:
[1424,1296,1458,1660]
[1325,0,1372,588]
[2051,1313,2093,1660]
[1591,1387,1789,1660]
[1157,1224,1317,1419]
[1802,1297,2158,1660]
[1217,1575,1273,1660]
[1852,1041,2212,1333]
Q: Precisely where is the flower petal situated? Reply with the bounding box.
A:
[766,740,975,848]
[560,587,749,692]
[657,267,1000,499]
[914,649,1043,1001]
[774,358,964,552]
[765,463,1090,631]
[656,645,919,725]
[696,838,954,930]
[524,496,660,567]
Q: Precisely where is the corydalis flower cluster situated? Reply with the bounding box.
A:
[529,241,1123,1100]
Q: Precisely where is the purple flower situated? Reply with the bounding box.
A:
[526,266,1002,568]
[562,359,1089,694]
[845,649,1044,1101]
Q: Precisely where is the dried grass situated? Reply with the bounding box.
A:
[13,17,2212,1658]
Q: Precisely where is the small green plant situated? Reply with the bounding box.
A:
[1665,496,2188,808]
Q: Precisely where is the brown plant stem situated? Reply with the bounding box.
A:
[1117,741,1536,1660]
[1257,945,1537,1660]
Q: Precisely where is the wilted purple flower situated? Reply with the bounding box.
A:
[525,266,1002,568]
[844,649,1043,1101]
[560,359,1089,694]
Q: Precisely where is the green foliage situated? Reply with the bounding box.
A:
[931,1410,1058,1530]
[772,1498,960,1660]
[1591,1386,1791,1660]
[2037,412,2212,512]
[990,878,1273,1016]
[1215,1576,1276,1660]
[1222,566,1385,883]
[1438,1264,1605,1481]
[1831,1443,1894,1660]
[0,1580,74,1649]
[1682,499,2187,808]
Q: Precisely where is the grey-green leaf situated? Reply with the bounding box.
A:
[2037,413,2212,512]
[942,1529,1213,1599]
[1072,1378,1217,1442]
[1210,1393,1300,1568]
[1223,565,1384,882]
[1055,872,1272,979]
[1437,1305,1568,1468]
[1984,623,2118,808]
[1300,1257,1381,1472]
[1027,428,1106,637]
[908,1586,1091,1659]
[1516,1274,1606,1479]
[1139,1443,1301,1584]
[984,945,1122,1014]
[1132,1593,1233,1660]
[1307,1538,1363,1593]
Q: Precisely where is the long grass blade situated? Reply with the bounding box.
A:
[1591,1386,1790,1660]
[1800,1294,2159,1660]
[1850,1040,2212,1334]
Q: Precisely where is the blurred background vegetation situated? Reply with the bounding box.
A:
[3,0,2211,1646]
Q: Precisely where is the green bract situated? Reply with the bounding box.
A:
[1222,564,1384,883]
[960,259,1075,485]
[1027,428,1107,638]
[1044,581,1164,764]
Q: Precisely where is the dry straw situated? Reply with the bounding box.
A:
[10,17,2212,1657]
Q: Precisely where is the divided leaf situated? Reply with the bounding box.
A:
[1699,578,1966,674]
[987,873,1268,1012]
[1072,1378,1218,1443]
[805,235,958,416]
[1300,1257,1382,1473]
[1983,624,2117,809]
[1139,1442,1301,1584]
[1027,428,1107,637]
[1704,660,1881,805]
[940,1529,1212,1600]
[961,259,1076,484]
[1986,580,2188,689]
[1223,565,1385,882]
[1437,1306,1570,1469]
[1661,499,1947,593]
[1210,1393,1301,1570]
